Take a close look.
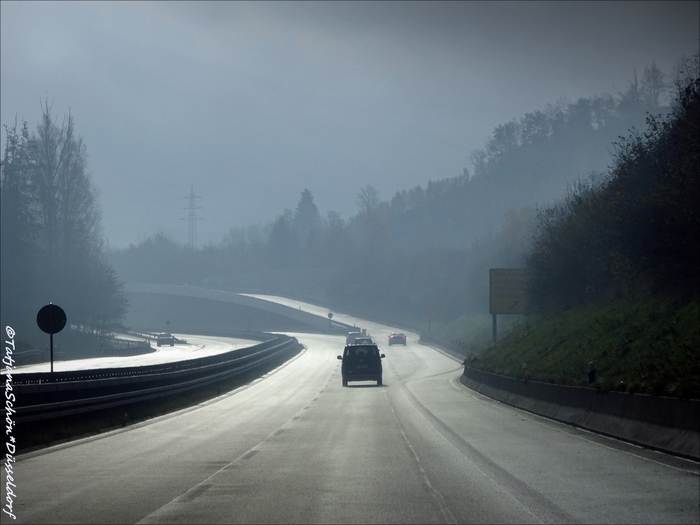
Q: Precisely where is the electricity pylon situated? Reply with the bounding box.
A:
[180,185,204,248]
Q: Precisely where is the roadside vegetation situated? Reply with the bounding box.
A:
[465,54,699,399]
[467,298,699,399]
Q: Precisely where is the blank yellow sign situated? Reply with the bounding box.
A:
[489,269,530,314]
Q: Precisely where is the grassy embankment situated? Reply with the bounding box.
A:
[451,297,699,399]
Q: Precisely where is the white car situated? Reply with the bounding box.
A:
[156,333,175,347]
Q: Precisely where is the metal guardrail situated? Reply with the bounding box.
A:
[100,343,155,357]
[5,333,301,424]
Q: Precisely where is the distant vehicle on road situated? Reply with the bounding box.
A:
[352,336,374,345]
[156,333,175,347]
[388,333,406,346]
[338,344,385,386]
[346,329,362,345]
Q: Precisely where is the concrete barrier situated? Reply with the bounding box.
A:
[461,366,699,460]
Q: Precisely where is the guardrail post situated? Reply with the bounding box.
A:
[588,361,596,385]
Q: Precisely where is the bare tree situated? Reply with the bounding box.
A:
[641,61,667,110]
[28,101,125,332]
[468,148,488,179]
[1,117,40,337]
[355,184,380,215]
[31,100,68,268]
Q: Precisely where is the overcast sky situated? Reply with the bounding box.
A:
[2,1,698,248]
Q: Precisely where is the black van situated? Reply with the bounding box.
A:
[337,344,385,386]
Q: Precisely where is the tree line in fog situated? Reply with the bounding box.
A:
[3,60,693,348]
[1,102,128,347]
[108,60,695,332]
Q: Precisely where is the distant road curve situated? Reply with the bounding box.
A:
[124,283,349,333]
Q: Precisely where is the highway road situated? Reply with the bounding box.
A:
[4,305,698,523]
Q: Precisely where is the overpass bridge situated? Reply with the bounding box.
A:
[124,283,349,335]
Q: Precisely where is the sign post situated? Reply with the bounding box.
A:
[36,303,67,374]
[489,269,530,343]
[492,313,497,344]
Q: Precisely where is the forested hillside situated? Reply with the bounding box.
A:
[109,61,683,332]
[526,56,699,311]
[468,54,698,398]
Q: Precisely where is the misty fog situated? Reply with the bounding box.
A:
[1,1,699,350]
[2,2,698,247]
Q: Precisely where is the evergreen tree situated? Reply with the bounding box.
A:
[1,102,128,344]
[0,117,40,338]
[293,188,321,248]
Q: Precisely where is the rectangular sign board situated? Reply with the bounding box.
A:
[489,268,530,314]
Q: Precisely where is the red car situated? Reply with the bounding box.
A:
[388,333,406,346]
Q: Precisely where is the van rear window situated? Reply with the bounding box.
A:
[344,345,379,358]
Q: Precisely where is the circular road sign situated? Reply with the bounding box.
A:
[328,312,333,319]
[36,304,67,335]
